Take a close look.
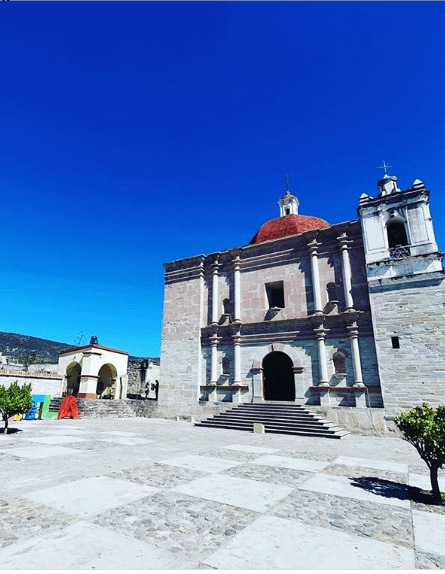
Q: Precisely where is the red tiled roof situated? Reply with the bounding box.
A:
[251,214,330,244]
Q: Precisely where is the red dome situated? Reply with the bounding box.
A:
[250,214,330,244]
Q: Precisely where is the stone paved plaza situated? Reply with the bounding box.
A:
[1,417,445,570]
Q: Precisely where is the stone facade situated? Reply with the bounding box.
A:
[368,273,445,416]
[161,185,389,429]
[160,174,445,432]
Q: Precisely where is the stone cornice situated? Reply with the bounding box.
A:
[59,344,128,356]
[201,312,374,345]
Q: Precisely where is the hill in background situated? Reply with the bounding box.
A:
[0,331,145,364]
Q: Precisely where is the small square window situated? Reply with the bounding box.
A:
[391,336,400,349]
[266,281,285,309]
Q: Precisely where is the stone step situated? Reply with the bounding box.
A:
[195,403,348,439]
[195,421,345,438]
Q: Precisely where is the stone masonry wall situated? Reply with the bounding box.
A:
[199,335,382,409]
[160,258,205,417]
[369,271,445,415]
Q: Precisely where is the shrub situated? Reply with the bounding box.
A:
[0,382,33,433]
[395,402,445,503]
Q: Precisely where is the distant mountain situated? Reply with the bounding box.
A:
[0,332,146,364]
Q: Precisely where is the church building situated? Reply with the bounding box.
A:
[159,171,445,432]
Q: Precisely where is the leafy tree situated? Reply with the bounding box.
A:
[395,402,445,503]
[18,351,37,372]
[0,382,33,433]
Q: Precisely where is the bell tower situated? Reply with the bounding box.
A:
[277,174,300,217]
[357,167,445,420]
[358,172,442,282]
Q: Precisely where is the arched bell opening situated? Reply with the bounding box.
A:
[387,221,409,249]
[262,351,295,401]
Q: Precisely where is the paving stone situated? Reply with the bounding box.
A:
[0,522,194,569]
[333,455,408,473]
[23,476,159,517]
[0,445,80,459]
[24,436,86,445]
[0,496,80,549]
[92,490,259,560]
[300,472,410,508]
[222,462,311,488]
[0,417,436,570]
[223,444,279,454]
[270,489,414,547]
[203,515,415,570]
[171,474,294,513]
[196,447,260,462]
[110,462,203,488]
[415,550,445,569]
[162,455,240,473]
[412,510,445,557]
[252,454,329,472]
[97,436,155,446]
[323,463,408,485]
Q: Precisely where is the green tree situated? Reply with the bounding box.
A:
[395,402,445,504]
[18,351,37,372]
[0,382,33,433]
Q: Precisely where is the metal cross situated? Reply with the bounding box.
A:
[377,160,393,174]
[285,174,291,192]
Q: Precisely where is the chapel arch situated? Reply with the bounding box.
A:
[262,351,295,401]
[97,363,118,399]
[66,362,81,397]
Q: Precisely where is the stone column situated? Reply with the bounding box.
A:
[61,375,68,396]
[112,378,119,400]
[210,330,218,385]
[337,233,354,311]
[346,320,365,388]
[211,255,220,325]
[233,249,242,322]
[308,239,323,313]
[314,323,329,387]
[78,349,102,399]
[231,323,242,386]
[120,374,128,399]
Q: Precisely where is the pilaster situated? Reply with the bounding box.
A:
[308,239,323,314]
[337,232,355,311]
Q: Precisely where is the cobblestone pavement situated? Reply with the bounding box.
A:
[0,417,444,569]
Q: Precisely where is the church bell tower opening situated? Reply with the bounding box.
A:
[262,351,295,401]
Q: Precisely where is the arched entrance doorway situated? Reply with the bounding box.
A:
[66,362,81,396]
[97,363,118,399]
[262,351,295,401]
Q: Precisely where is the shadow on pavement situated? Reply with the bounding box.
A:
[350,476,409,501]
[1,427,23,435]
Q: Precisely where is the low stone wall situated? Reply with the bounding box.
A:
[310,405,392,436]
[74,398,160,419]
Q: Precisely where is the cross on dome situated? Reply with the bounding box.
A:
[284,174,291,193]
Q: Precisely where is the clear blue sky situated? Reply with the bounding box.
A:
[1,2,445,358]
